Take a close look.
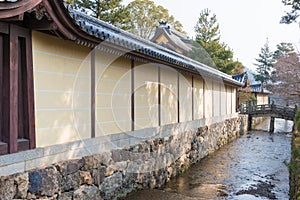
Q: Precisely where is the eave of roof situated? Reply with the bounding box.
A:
[0,0,243,87]
[0,0,41,19]
[232,72,247,87]
[151,27,192,53]
[250,83,271,94]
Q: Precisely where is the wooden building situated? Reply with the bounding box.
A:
[151,22,192,55]
[0,0,242,159]
[233,72,269,106]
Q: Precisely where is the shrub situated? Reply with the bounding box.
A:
[295,108,300,132]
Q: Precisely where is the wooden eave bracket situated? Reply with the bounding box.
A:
[0,0,42,19]
[41,0,101,46]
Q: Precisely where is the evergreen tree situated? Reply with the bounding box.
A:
[187,41,215,67]
[254,40,275,87]
[281,0,300,24]
[273,42,295,59]
[126,0,185,39]
[65,0,132,30]
[192,9,242,75]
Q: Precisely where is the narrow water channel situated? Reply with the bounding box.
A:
[124,118,293,200]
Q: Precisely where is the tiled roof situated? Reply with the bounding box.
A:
[151,23,193,53]
[66,5,242,86]
[232,72,247,87]
[250,83,271,94]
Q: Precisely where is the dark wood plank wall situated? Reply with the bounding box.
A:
[0,22,35,155]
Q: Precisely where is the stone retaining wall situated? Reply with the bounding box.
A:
[0,115,246,200]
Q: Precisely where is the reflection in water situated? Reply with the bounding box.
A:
[124,119,293,200]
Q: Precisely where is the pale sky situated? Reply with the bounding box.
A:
[123,0,300,71]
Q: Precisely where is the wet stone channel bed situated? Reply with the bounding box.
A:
[123,119,293,200]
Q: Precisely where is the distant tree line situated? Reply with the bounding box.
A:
[254,40,299,103]
[65,0,184,39]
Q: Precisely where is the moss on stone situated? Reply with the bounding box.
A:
[290,126,300,199]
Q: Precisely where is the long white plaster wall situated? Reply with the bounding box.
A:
[95,50,132,136]
[179,73,193,122]
[32,32,239,146]
[205,79,213,118]
[193,76,204,119]
[221,84,227,116]
[227,86,232,115]
[232,88,237,113]
[160,66,178,125]
[32,31,91,148]
[134,61,159,130]
[213,82,221,117]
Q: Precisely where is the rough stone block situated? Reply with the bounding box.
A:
[73,185,102,200]
[91,167,106,186]
[28,166,60,196]
[78,171,93,185]
[56,159,84,176]
[0,176,16,200]
[14,173,28,199]
[58,191,74,200]
[60,172,79,192]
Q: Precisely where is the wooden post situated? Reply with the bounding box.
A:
[269,117,275,133]
[247,115,252,131]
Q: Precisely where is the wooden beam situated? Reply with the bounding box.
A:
[203,79,205,119]
[192,75,194,121]
[131,59,135,131]
[158,66,161,126]
[9,25,19,153]
[26,20,57,31]
[2,28,10,149]
[0,142,8,155]
[0,35,3,142]
[25,29,36,149]
[0,0,42,19]
[91,50,95,138]
[177,71,180,123]
[1,14,24,21]
[212,81,214,117]
[0,21,9,33]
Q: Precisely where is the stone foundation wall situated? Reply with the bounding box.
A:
[0,115,246,200]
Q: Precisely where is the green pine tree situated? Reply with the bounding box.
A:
[65,0,132,30]
[191,9,242,75]
[273,42,294,59]
[254,40,275,87]
[281,0,300,24]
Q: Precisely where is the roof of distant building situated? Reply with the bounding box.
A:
[250,83,271,94]
[232,72,248,87]
[151,22,193,54]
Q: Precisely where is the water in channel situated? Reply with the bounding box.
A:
[124,118,293,200]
